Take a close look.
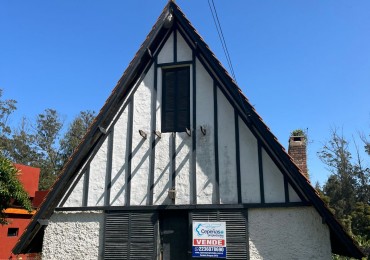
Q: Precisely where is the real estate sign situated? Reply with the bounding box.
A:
[192,222,227,258]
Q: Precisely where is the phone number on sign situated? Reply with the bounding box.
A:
[196,247,225,252]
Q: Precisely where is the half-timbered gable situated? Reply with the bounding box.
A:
[14,1,364,259]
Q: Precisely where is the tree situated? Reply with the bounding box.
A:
[6,117,39,166]
[0,89,17,157]
[33,109,64,190]
[60,110,95,165]
[0,156,32,225]
[318,129,357,219]
[318,128,370,257]
[0,89,94,191]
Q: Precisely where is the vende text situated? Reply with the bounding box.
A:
[193,239,225,246]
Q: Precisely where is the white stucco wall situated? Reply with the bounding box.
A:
[42,211,104,260]
[110,106,128,206]
[62,171,84,207]
[175,132,192,204]
[195,59,216,204]
[248,207,331,260]
[130,65,153,206]
[288,183,302,202]
[262,148,285,203]
[176,31,192,62]
[153,68,172,205]
[158,32,174,64]
[217,88,238,204]
[88,138,108,206]
[239,117,260,203]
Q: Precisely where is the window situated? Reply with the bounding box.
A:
[191,210,248,260]
[162,67,190,132]
[104,212,157,259]
[7,228,19,237]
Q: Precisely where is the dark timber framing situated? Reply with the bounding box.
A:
[104,130,114,206]
[284,175,290,203]
[82,166,90,207]
[173,29,177,62]
[171,132,176,204]
[214,82,220,204]
[126,99,134,206]
[57,201,311,212]
[148,59,158,205]
[191,52,197,204]
[235,110,242,203]
[157,61,192,67]
[258,140,265,204]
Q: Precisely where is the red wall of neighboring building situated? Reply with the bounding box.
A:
[0,164,45,260]
[14,164,40,198]
[0,214,33,259]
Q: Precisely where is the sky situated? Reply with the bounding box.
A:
[1,0,369,186]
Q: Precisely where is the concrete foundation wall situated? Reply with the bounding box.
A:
[249,207,332,260]
[42,211,104,260]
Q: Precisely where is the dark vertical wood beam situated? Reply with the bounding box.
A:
[82,166,90,207]
[105,130,114,206]
[173,29,177,62]
[284,175,290,203]
[149,60,158,205]
[258,140,265,204]
[126,99,134,206]
[235,111,242,204]
[191,53,197,204]
[171,133,176,204]
[214,82,220,204]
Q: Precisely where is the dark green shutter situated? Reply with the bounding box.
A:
[104,212,158,260]
[191,210,248,260]
[162,67,190,132]
[220,211,248,260]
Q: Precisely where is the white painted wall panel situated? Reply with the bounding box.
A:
[88,138,108,206]
[110,107,129,206]
[262,148,285,203]
[249,207,331,260]
[153,133,171,205]
[288,184,302,202]
[158,32,174,64]
[175,132,192,204]
[195,59,215,204]
[239,118,260,203]
[130,65,154,206]
[154,68,171,205]
[176,31,192,62]
[62,172,84,207]
[217,89,238,204]
[42,211,104,260]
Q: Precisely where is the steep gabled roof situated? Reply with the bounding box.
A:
[13,1,364,258]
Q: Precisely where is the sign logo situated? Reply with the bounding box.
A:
[192,222,226,258]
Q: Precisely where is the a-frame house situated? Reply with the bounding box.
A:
[14,1,364,259]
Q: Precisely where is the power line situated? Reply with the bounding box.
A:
[207,0,237,83]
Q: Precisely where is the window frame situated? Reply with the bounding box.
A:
[7,227,19,237]
[161,66,191,133]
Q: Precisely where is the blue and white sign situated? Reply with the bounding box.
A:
[192,222,227,258]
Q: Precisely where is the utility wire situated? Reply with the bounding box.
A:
[207,0,237,83]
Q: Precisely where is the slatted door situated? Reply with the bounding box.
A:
[191,210,248,260]
[104,212,158,260]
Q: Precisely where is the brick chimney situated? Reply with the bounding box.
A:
[288,135,308,179]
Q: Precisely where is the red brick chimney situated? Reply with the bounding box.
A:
[288,135,308,179]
